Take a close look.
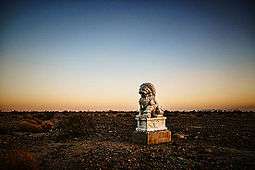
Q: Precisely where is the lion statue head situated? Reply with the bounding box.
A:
[139,83,156,98]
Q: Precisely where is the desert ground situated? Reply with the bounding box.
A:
[0,110,254,169]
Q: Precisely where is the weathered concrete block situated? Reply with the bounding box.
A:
[132,130,171,145]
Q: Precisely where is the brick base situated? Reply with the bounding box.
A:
[132,130,171,145]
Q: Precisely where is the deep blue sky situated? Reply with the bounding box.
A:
[1,0,255,111]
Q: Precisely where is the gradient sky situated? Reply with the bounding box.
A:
[1,0,255,111]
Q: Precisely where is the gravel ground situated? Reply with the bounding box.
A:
[0,111,254,169]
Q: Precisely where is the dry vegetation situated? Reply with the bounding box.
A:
[0,110,254,169]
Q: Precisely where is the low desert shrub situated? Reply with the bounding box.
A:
[59,114,96,137]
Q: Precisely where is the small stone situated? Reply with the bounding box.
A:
[205,148,213,153]
[175,133,185,139]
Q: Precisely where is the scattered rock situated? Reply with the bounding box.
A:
[19,120,43,132]
[174,133,188,139]
[7,149,38,170]
[205,148,213,153]
[19,118,54,133]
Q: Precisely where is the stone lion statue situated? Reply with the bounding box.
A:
[138,83,164,118]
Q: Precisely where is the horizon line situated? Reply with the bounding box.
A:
[1,109,255,113]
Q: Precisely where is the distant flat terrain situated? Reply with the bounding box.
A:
[0,111,254,169]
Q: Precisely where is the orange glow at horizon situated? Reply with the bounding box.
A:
[1,65,255,111]
[1,76,255,112]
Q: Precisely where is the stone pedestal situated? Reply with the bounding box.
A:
[135,115,167,131]
[132,115,171,144]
